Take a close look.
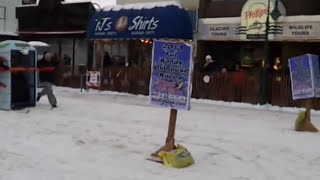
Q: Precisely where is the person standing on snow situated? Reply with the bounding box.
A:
[37,52,58,108]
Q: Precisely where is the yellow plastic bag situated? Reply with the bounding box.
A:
[295,111,306,131]
[158,144,194,168]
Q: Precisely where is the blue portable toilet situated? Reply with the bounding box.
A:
[0,40,37,110]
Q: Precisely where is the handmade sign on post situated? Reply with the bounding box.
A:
[289,54,319,132]
[86,71,101,90]
[289,54,320,100]
[150,40,193,110]
[148,40,193,162]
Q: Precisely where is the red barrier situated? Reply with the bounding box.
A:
[0,81,6,88]
[0,67,55,73]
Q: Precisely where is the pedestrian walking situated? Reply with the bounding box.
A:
[37,52,58,108]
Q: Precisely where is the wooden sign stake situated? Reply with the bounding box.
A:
[149,109,178,162]
[302,99,319,132]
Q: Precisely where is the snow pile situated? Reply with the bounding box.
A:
[19,0,116,8]
[62,0,91,4]
[0,87,320,180]
[103,1,182,11]
[28,41,50,47]
[0,32,18,37]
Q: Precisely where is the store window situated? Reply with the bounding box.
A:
[101,40,153,70]
[240,43,264,68]
[128,40,152,70]
[205,41,240,72]
[103,41,128,67]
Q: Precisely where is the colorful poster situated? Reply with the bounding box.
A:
[310,54,320,97]
[150,40,193,110]
[289,54,314,100]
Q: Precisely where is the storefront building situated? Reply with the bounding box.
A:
[86,1,194,94]
[16,0,96,78]
[0,0,21,41]
[195,0,320,107]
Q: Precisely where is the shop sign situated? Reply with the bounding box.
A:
[282,22,320,40]
[198,23,240,40]
[240,0,286,40]
[94,15,159,36]
[88,5,193,40]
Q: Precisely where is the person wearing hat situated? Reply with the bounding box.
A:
[37,52,58,109]
[201,55,215,74]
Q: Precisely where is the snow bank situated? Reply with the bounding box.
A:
[55,86,317,114]
[103,1,182,11]
[1,86,320,180]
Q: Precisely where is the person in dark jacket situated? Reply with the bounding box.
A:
[202,55,215,72]
[37,52,58,108]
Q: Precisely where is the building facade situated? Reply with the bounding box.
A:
[194,0,320,107]
[16,0,96,77]
[197,0,320,69]
[117,0,199,10]
[85,0,196,94]
[0,0,21,40]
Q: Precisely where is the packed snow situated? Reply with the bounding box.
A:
[27,41,50,47]
[0,32,18,37]
[103,1,181,11]
[21,0,116,8]
[1,87,320,180]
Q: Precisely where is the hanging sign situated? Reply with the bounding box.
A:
[240,0,286,40]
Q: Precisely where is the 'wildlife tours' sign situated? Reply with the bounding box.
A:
[240,0,286,40]
[149,40,193,110]
[282,22,320,40]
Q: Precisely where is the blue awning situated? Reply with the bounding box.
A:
[88,4,193,40]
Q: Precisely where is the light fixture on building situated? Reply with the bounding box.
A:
[261,59,265,68]
[273,57,282,71]
[270,0,281,21]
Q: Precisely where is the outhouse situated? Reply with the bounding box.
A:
[0,40,37,110]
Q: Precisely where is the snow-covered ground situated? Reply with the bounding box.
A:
[1,87,320,180]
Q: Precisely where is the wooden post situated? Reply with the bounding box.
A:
[99,42,104,92]
[80,74,83,92]
[303,99,319,132]
[151,109,177,158]
[166,109,177,144]
[72,38,76,76]
[305,99,312,122]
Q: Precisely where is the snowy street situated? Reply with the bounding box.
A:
[1,87,320,180]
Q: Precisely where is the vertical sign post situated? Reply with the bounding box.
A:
[289,54,319,132]
[149,40,193,160]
